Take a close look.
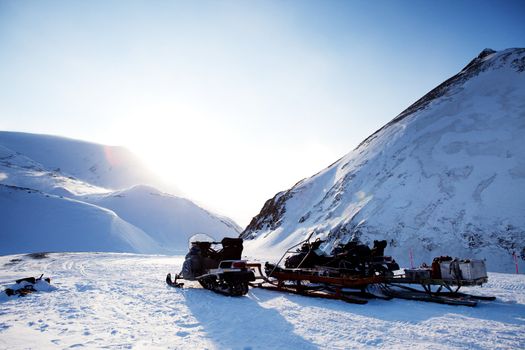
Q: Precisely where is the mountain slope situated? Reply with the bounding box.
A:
[0,184,160,255]
[241,48,525,272]
[0,131,160,190]
[0,132,241,255]
[83,185,243,253]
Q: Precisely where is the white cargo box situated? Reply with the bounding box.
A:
[440,259,487,281]
[440,261,454,279]
[460,260,487,280]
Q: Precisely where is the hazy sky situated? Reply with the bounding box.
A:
[1,0,524,226]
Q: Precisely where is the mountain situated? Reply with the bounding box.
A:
[0,131,161,190]
[1,184,160,254]
[241,48,525,272]
[0,132,240,255]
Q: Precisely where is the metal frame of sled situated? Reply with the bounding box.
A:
[378,275,494,307]
[247,263,386,304]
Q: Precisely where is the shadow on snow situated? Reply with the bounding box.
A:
[249,286,525,326]
[183,287,318,350]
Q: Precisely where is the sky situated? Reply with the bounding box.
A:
[1,0,524,227]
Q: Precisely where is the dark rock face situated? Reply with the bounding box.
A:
[241,190,292,239]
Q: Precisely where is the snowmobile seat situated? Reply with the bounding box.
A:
[219,238,243,260]
[221,237,243,247]
[371,240,387,257]
[194,242,213,258]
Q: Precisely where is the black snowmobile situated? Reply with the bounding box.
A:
[166,234,255,296]
[282,238,400,277]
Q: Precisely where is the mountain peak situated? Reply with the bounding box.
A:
[478,48,496,59]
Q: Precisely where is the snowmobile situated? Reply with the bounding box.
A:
[281,237,399,277]
[166,234,255,296]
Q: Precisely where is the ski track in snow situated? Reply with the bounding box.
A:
[0,253,524,350]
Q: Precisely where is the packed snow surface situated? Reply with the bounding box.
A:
[1,253,524,349]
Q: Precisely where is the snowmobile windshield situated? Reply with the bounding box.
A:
[317,240,333,256]
[188,233,216,249]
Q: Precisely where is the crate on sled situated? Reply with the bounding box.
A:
[440,259,487,282]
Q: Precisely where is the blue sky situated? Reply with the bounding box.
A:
[1,0,524,225]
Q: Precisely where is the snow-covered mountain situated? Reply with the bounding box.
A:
[82,185,242,252]
[241,48,525,272]
[0,131,160,190]
[0,132,240,255]
[1,184,160,254]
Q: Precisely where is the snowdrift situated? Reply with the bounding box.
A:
[0,184,160,255]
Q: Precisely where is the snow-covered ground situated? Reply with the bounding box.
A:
[1,253,524,349]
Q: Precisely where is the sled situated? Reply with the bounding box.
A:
[248,262,387,304]
[246,234,495,307]
[246,233,398,305]
[379,270,495,307]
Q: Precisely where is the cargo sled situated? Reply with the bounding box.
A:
[248,234,399,304]
[247,234,495,306]
[166,234,255,296]
[380,257,495,306]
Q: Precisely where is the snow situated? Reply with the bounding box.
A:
[0,252,524,349]
[0,132,241,256]
[83,185,242,254]
[0,185,161,255]
[242,48,525,273]
[0,131,161,190]
[1,50,524,349]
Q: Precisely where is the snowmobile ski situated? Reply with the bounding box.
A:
[166,273,184,288]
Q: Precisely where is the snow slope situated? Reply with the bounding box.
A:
[0,252,524,349]
[0,185,161,255]
[0,132,241,255]
[241,48,525,273]
[83,185,242,253]
[0,131,160,190]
